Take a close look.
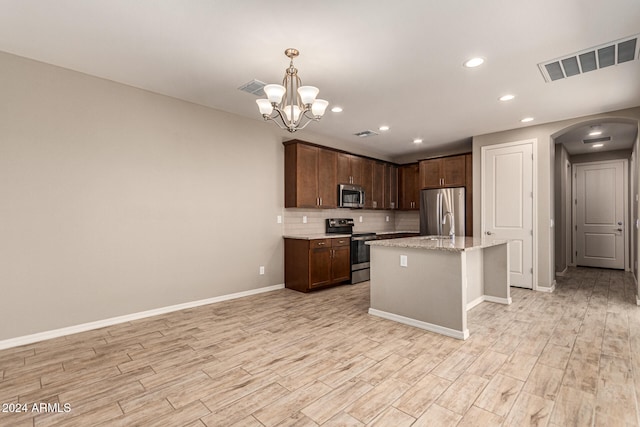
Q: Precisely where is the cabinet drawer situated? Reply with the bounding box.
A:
[310,239,330,248]
[331,237,350,247]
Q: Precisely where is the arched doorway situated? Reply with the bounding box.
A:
[552,118,639,275]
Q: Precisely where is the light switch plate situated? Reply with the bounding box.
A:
[303,216,307,223]
[277,215,282,224]
[359,216,363,223]
[386,216,389,222]
[259,266,265,275]
[400,255,408,267]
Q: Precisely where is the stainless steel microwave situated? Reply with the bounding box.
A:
[339,184,365,208]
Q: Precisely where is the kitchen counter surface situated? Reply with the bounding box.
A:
[367,235,508,252]
[365,230,419,235]
[283,234,351,240]
[283,231,420,240]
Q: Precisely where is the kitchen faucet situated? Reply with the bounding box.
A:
[442,212,455,237]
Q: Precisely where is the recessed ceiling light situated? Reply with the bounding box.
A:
[331,106,343,113]
[521,117,534,123]
[589,130,602,136]
[413,138,423,144]
[592,143,604,148]
[463,57,484,68]
[499,94,515,101]
[379,125,390,131]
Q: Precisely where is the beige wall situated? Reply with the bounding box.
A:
[0,51,294,340]
[554,143,570,273]
[472,106,640,289]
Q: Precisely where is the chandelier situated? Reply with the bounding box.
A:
[256,48,329,133]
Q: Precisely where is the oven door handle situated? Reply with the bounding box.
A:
[352,236,377,241]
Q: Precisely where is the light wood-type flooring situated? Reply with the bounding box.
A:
[1,267,639,426]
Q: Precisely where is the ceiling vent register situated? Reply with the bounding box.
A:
[354,130,379,138]
[538,34,638,82]
[583,136,612,144]
[238,79,266,97]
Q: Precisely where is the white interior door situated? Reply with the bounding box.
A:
[482,141,534,289]
[574,161,625,269]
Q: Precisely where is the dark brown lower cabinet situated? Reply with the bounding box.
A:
[284,237,351,292]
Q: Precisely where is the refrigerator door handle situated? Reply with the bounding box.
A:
[437,192,442,236]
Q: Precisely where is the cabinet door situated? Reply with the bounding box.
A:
[336,153,351,184]
[331,245,351,284]
[442,156,466,187]
[399,164,419,210]
[350,155,364,186]
[420,159,442,189]
[384,164,398,209]
[318,148,337,208]
[372,162,385,209]
[309,247,332,288]
[284,143,318,208]
[361,159,374,209]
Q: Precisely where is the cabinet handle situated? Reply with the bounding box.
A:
[318,242,326,245]
[320,197,322,206]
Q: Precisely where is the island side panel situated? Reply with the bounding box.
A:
[464,249,484,309]
[369,245,465,335]
[482,243,511,303]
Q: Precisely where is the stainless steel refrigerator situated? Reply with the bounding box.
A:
[419,187,466,236]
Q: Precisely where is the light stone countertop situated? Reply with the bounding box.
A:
[367,235,509,252]
[283,231,419,240]
[282,234,351,240]
[364,230,419,235]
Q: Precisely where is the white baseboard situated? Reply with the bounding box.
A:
[0,283,285,351]
[536,281,556,293]
[466,296,485,310]
[555,268,569,277]
[466,295,511,311]
[368,308,468,340]
[483,295,512,305]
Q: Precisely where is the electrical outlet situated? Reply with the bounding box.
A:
[359,216,363,223]
[385,216,389,222]
[277,215,282,224]
[400,255,408,267]
[303,216,307,223]
[259,266,265,275]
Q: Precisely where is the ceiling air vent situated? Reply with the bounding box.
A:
[538,34,638,82]
[354,130,379,138]
[238,79,266,96]
[583,136,612,144]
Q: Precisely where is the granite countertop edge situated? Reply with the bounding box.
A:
[283,231,420,240]
[367,236,509,252]
[283,233,352,240]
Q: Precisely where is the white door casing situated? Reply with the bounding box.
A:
[574,160,626,269]
[482,140,534,289]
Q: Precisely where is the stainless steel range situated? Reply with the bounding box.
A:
[326,218,377,284]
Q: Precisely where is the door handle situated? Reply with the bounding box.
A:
[486,231,493,235]
[617,228,623,232]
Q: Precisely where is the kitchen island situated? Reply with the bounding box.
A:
[367,236,511,340]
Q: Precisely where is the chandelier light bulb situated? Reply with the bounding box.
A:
[256,99,273,115]
[297,86,319,105]
[264,84,286,104]
[311,99,329,117]
[283,105,301,123]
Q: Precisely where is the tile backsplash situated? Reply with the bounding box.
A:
[283,208,420,236]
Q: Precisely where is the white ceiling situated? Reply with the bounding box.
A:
[1,1,639,160]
